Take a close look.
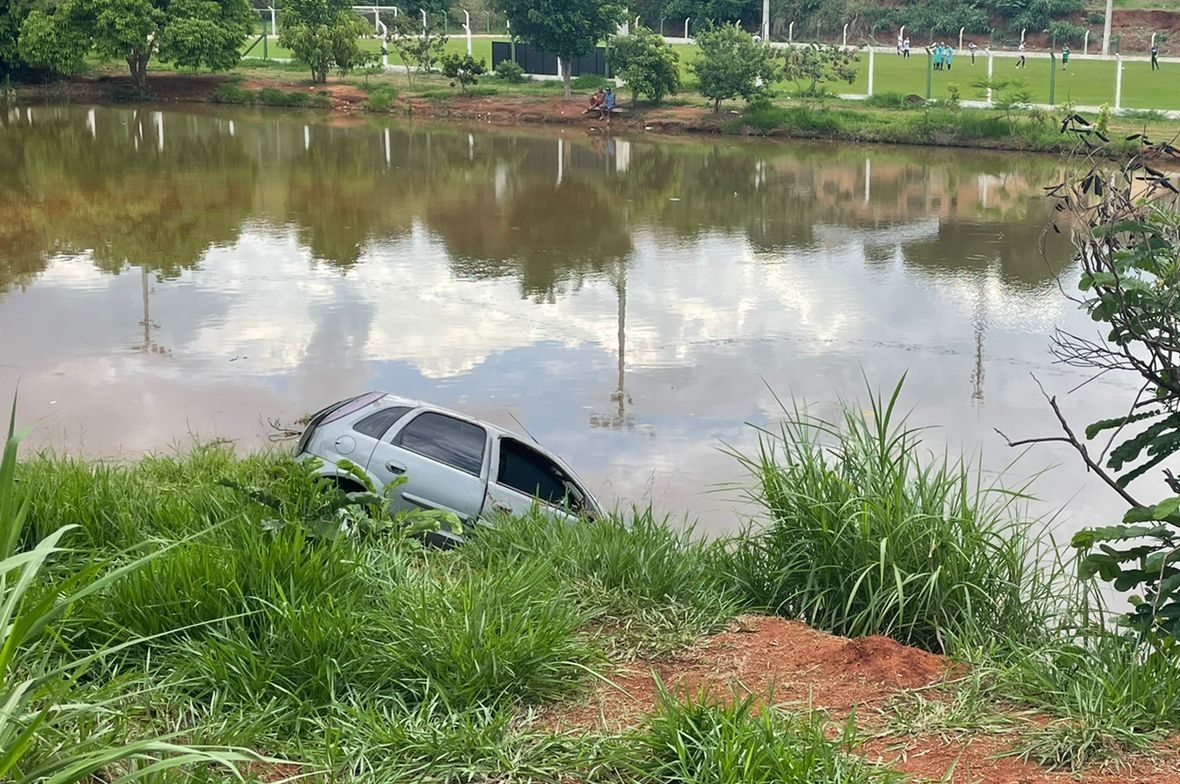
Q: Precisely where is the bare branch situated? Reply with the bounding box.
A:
[997,376,1144,508]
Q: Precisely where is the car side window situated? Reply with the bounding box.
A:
[353,406,412,439]
[497,438,583,511]
[393,412,486,476]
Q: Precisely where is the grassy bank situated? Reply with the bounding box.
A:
[711,97,1144,154]
[18,45,1180,158]
[6,384,1180,781]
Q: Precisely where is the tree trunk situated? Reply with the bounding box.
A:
[561,58,572,99]
[127,50,150,92]
[713,97,721,113]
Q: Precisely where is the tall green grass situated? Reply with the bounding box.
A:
[616,685,899,784]
[722,379,1052,653]
[0,407,260,781]
[14,403,1180,779]
[465,511,738,658]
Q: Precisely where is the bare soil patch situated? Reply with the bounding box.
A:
[544,615,1180,784]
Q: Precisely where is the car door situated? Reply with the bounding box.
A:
[484,436,590,523]
[366,410,490,527]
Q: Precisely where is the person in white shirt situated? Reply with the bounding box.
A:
[1017,42,1026,69]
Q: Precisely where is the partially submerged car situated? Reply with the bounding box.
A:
[296,392,600,542]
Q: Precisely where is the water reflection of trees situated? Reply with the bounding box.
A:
[0,107,1074,300]
[0,108,255,289]
[430,179,631,301]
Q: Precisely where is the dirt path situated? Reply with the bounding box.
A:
[544,615,1180,784]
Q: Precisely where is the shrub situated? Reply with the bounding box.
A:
[1049,20,1087,46]
[494,58,526,82]
[608,26,681,104]
[721,379,1052,653]
[947,83,961,112]
[210,82,256,104]
[363,84,397,111]
[440,53,487,94]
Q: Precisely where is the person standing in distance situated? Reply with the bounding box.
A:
[969,41,977,65]
[1152,43,1161,71]
[1017,41,1026,69]
[1062,44,1070,70]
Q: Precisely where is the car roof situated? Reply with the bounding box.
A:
[366,392,524,442]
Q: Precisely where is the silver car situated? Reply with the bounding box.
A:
[295,392,600,541]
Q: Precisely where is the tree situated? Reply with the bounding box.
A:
[608,25,679,104]
[1001,121,1180,639]
[441,52,486,94]
[664,0,757,25]
[280,0,371,84]
[20,0,254,91]
[691,22,776,112]
[16,2,89,76]
[386,13,448,85]
[782,43,857,98]
[496,0,625,99]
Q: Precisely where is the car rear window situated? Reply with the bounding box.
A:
[394,412,486,476]
[321,392,387,425]
[353,406,412,439]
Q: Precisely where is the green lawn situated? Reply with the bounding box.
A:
[239,38,1179,112]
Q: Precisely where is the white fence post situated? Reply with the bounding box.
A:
[684,17,690,38]
[867,45,875,96]
[788,21,794,43]
[421,7,426,33]
[842,23,848,48]
[1102,0,1113,56]
[1115,54,1123,111]
[464,9,472,55]
[959,27,964,51]
[1084,29,1090,56]
[987,50,994,105]
[1020,27,1026,45]
[762,0,770,41]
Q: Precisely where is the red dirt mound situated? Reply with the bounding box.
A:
[546,615,949,732]
[543,615,1180,784]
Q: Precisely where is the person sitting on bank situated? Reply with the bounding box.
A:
[601,87,616,120]
[586,88,605,114]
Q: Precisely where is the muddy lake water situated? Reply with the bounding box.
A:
[0,104,1144,538]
